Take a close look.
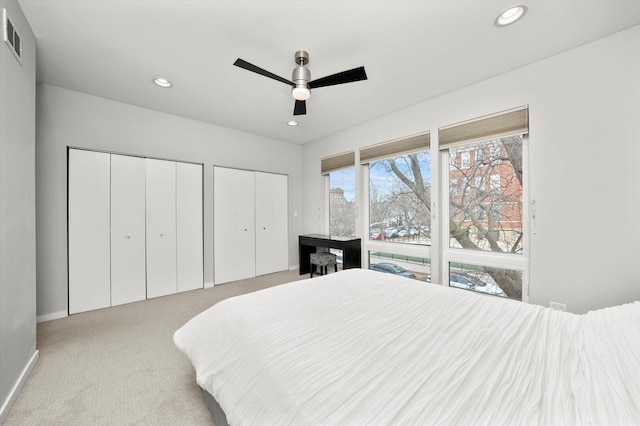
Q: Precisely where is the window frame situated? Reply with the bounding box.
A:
[320,108,530,302]
[440,134,530,301]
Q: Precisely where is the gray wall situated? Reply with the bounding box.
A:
[302,25,640,314]
[0,0,37,421]
[36,84,303,319]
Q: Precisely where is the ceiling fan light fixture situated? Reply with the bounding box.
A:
[292,86,311,101]
[495,4,527,27]
[291,65,311,100]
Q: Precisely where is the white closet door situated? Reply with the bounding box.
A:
[177,162,203,292]
[214,167,255,284]
[255,172,289,276]
[110,154,147,306]
[146,159,177,298]
[68,149,111,314]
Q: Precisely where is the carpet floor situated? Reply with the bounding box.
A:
[5,269,305,426]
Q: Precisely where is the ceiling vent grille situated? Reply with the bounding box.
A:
[3,8,22,64]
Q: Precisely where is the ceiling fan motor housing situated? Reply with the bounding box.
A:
[292,66,310,86]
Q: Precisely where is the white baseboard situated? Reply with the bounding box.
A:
[204,281,215,289]
[0,350,39,424]
[289,265,299,271]
[37,310,67,323]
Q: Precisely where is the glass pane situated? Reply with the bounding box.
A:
[449,262,522,300]
[369,151,431,245]
[329,168,356,238]
[369,251,430,281]
[448,136,523,254]
[329,248,343,270]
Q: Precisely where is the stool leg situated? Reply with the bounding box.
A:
[310,264,314,278]
[334,263,338,273]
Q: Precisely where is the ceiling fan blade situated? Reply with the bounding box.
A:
[308,66,367,89]
[293,100,307,116]
[233,58,294,87]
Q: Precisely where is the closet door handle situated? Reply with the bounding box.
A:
[126,235,131,239]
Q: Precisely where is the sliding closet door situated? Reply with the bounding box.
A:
[146,159,177,298]
[214,167,256,284]
[110,154,147,306]
[68,149,111,314]
[255,172,289,276]
[177,162,203,292]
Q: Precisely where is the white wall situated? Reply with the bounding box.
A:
[0,0,37,422]
[302,25,640,314]
[36,84,302,319]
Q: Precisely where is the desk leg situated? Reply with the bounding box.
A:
[299,244,315,275]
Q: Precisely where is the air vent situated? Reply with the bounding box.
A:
[3,8,22,64]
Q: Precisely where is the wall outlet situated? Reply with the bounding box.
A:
[549,301,566,312]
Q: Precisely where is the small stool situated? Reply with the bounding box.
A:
[310,252,337,278]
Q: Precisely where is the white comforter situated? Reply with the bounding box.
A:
[174,269,640,425]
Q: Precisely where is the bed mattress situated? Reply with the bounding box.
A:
[174,268,640,425]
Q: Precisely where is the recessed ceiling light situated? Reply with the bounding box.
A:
[495,5,528,27]
[287,120,298,126]
[153,78,172,88]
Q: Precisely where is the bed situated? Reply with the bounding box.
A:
[174,268,640,425]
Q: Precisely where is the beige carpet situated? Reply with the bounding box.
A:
[5,270,306,426]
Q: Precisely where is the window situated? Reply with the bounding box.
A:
[322,151,356,238]
[329,167,356,238]
[369,251,430,281]
[368,152,431,245]
[319,109,529,301]
[449,262,523,300]
[439,107,529,301]
[359,132,431,246]
[490,173,500,191]
[461,151,470,169]
[448,137,524,254]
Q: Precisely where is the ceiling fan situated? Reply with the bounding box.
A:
[233,50,367,116]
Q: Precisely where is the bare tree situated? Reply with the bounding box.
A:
[380,137,524,299]
[380,152,432,239]
[329,190,356,237]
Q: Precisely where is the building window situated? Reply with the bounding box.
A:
[329,167,356,238]
[490,173,500,191]
[460,151,471,169]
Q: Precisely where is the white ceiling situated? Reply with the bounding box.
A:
[17,0,640,144]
